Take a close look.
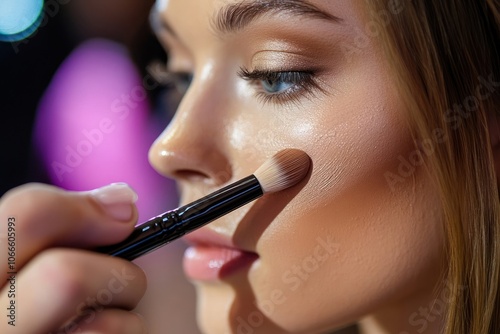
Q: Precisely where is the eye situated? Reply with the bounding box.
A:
[261,75,295,94]
[238,67,321,105]
[147,60,193,94]
[159,72,192,113]
[147,60,194,113]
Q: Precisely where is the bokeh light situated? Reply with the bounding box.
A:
[0,0,44,42]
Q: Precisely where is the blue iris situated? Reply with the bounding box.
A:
[261,78,294,94]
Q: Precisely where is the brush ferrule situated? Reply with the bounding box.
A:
[176,175,263,232]
[96,211,183,259]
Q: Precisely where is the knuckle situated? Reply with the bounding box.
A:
[0,184,65,230]
[1,183,53,207]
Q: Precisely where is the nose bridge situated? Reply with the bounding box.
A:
[149,61,233,184]
[185,66,221,128]
[168,61,229,150]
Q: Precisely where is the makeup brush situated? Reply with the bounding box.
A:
[97,149,311,261]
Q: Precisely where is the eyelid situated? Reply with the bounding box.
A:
[238,66,315,80]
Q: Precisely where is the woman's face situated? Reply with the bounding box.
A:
[149,0,444,333]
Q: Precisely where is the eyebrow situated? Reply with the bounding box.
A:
[212,0,342,34]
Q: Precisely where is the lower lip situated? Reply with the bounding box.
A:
[183,245,258,281]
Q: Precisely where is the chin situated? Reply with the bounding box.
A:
[191,266,353,334]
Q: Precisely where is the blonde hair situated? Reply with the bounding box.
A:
[366,0,500,333]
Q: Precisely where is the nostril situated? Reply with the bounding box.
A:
[173,166,233,186]
[174,170,211,182]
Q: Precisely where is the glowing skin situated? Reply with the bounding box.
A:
[149,1,445,333]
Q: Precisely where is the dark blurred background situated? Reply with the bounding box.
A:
[0,0,166,195]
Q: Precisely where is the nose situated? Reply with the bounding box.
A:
[148,73,232,187]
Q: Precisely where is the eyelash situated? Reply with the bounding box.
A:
[148,61,322,108]
[237,67,321,105]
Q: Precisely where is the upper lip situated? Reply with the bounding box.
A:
[183,227,256,254]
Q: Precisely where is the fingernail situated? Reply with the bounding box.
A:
[89,183,138,221]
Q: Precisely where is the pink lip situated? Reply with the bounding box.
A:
[182,229,258,281]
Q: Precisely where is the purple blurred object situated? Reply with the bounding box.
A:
[35,39,176,220]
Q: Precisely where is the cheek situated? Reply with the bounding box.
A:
[230,80,443,331]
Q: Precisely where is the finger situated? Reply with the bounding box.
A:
[65,310,147,334]
[0,248,147,334]
[0,183,138,283]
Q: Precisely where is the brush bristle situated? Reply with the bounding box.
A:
[254,149,311,193]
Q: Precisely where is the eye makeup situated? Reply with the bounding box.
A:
[237,67,320,105]
[154,17,345,109]
[237,47,329,105]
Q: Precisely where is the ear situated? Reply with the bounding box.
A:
[488,110,500,183]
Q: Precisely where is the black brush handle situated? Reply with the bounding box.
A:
[97,175,263,261]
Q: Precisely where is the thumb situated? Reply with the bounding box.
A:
[0,183,138,282]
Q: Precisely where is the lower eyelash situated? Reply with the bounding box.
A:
[238,67,321,105]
